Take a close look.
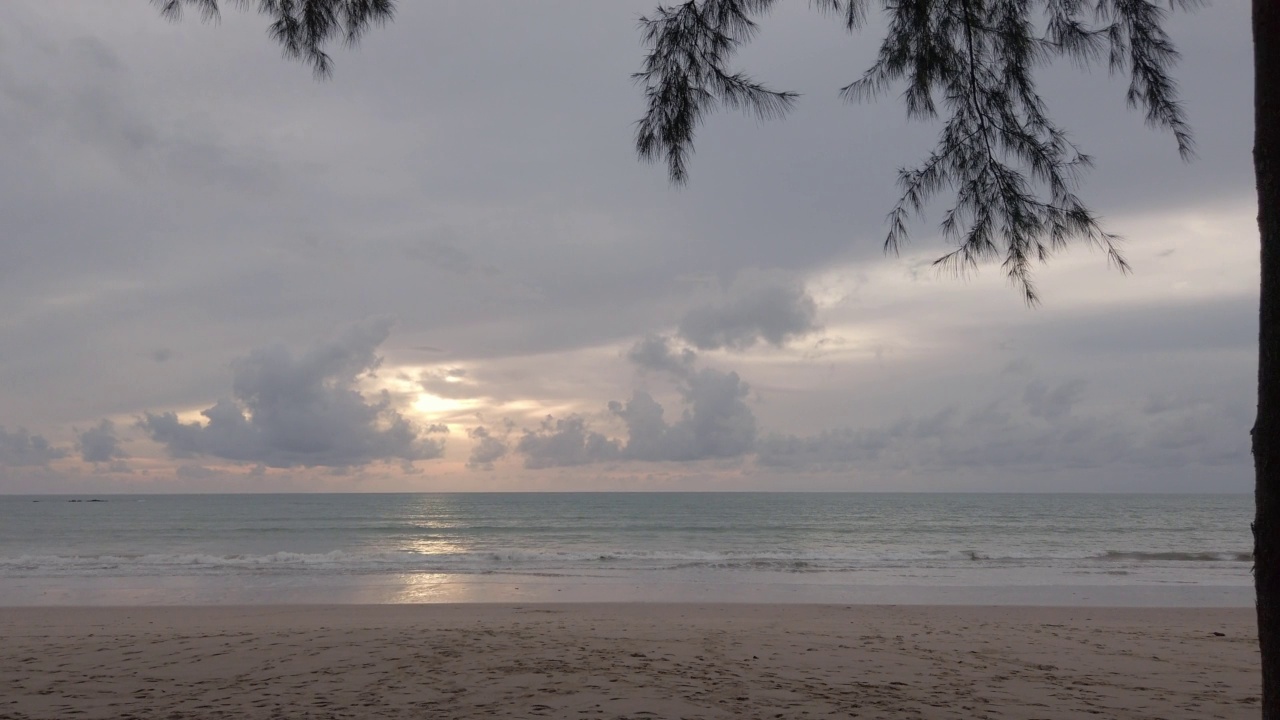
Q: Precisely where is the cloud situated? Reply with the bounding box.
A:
[516,415,621,469]
[77,419,126,463]
[678,276,820,351]
[756,427,892,470]
[0,425,66,466]
[757,380,1249,481]
[175,463,218,480]
[140,320,446,468]
[515,336,759,467]
[627,334,696,378]
[466,423,511,470]
[418,366,481,400]
[103,460,132,474]
[623,338,757,460]
[403,236,497,276]
[612,366,757,461]
[1022,379,1086,421]
[756,405,966,471]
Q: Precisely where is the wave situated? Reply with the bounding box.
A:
[1098,550,1253,562]
[0,545,1254,579]
[0,550,388,571]
[0,548,887,577]
[666,559,817,572]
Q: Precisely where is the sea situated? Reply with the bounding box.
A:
[0,493,1255,607]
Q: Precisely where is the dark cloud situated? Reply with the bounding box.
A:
[757,406,957,470]
[0,425,66,466]
[102,459,132,474]
[621,339,758,461]
[757,383,1248,481]
[1143,394,1179,415]
[756,427,891,470]
[1022,379,1086,421]
[1027,296,1257,356]
[403,236,496,276]
[627,335,696,378]
[516,415,621,469]
[466,423,511,470]
[610,367,757,461]
[140,320,446,468]
[77,419,126,464]
[516,340,758,467]
[608,391,673,461]
[678,277,820,351]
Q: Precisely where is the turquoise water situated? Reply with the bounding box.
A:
[0,493,1254,606]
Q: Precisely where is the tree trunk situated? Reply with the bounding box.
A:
[1256,1,1280,717]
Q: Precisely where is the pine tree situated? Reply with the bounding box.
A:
[1254,3,1280,717]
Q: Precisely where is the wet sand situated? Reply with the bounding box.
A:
[0,604,1260,719]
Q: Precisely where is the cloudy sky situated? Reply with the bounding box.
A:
[0,1,1255,493]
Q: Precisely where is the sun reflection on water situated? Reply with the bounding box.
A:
[401,537,467,556]
[387,572,457,602]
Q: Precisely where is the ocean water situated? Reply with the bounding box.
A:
[0,493,1254,606]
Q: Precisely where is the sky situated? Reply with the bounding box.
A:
[0,0,1256,493]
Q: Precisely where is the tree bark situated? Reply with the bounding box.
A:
[1256,1,1280,717]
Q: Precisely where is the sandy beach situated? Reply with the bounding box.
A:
[0,603,1260,719]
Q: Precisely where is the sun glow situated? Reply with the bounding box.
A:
[411,392,480,418]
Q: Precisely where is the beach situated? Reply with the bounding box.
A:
[1,494,1258,717]
[0,603,1260,719]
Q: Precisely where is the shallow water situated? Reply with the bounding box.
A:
[0,492,1253,605]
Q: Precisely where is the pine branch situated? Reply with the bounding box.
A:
[634,0,796,185]
[637,0,1197,301]
[152,0,394,78]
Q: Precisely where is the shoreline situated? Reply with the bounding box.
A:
[2,603,1260,719]
[0,574,1254,607]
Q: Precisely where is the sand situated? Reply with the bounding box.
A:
[0,604,1260,719]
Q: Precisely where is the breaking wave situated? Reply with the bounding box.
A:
[1099,550,1252,563]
